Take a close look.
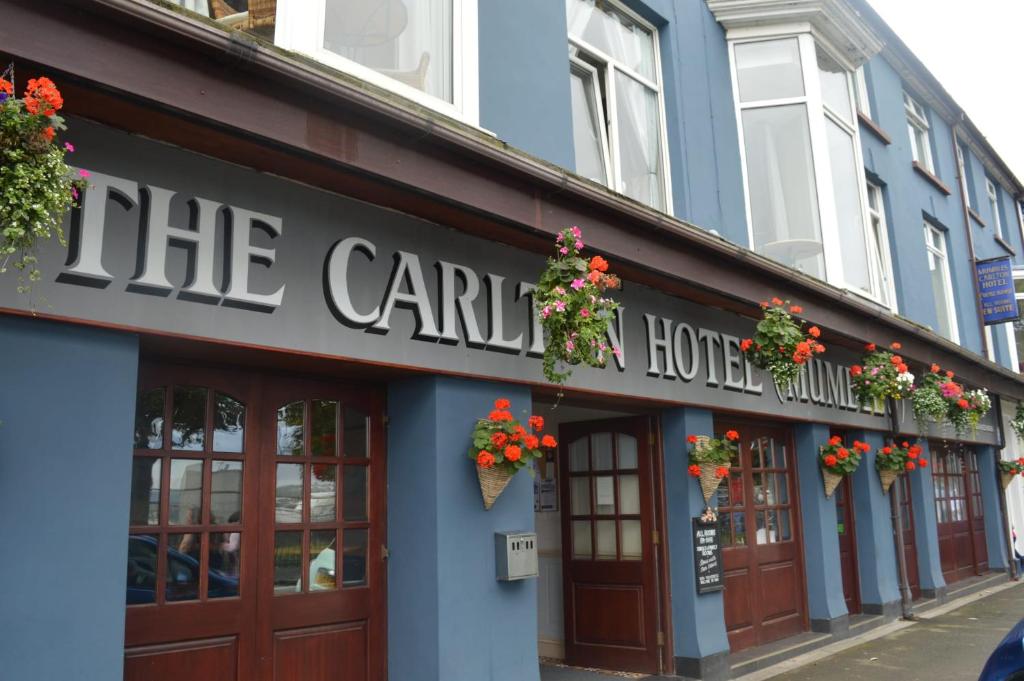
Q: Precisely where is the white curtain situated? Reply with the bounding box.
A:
[614,72,662,209]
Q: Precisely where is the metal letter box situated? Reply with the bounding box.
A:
[494,531,538,581]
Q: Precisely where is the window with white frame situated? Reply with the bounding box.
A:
[1012,270,1024,372]
[273,0,478,124]
[904,92,934,173]
[729,35,891,305]
[865,181,895,307]
[986,178,1004,239]
[853,66,871,119]
[924,223,959,341]
[566,0,671,212]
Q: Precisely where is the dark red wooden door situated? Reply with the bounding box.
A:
[933,443,981,584]
[835,475,861,614]
[559,417,661,674]
[896,474,920,600]
[717,421,807,652]
[966,452,989,574]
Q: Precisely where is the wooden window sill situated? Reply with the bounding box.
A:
[913,161,952,196]
[968,207,986,227]
[858,112,892,145]
[995,235,1016,256]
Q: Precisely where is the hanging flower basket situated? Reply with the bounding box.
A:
[849,342,914,413]
[998,459,1024,490]
[875,441,926,494]
[534,226,621,385]
[819,436,870,498]
[0,68,87,294]
[468,398,557,510]
[740,298,824,394]
[912,365,954,432]
[1011,402,1024,442]
[686,431,739,504]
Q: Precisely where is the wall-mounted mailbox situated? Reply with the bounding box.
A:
[494,531,538,581]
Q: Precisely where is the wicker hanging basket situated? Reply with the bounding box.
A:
[822,469,843,498]
[878,468,900,494]
[1001,471,1015,490]
[477,465,514,510]
[690,436,724,503]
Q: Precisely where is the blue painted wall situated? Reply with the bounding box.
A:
[976,446,1010,570]
[907,441,945,594]
[0,316,138,680]
[387,376,538,681]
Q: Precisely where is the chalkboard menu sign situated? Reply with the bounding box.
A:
[693,518,723,594]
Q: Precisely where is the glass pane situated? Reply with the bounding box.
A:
[817,47,852,124]
[343,466,369,521]
[755,511,769,545]
[310,464,337,523]
[310,530,338,591]
[715,473,733,508]
[778,510,792,541]
[277,402,305,456]
[720,513,733,547]
[208,533,240,597]
[274,531,303,594]
[571,477,591,516]
[595,519,617,559]
[826,119,871,293]
[134,388,165,449]
[572,520,592,559]
[311,400,338,457]
[595,475,615,514]
[276,463,304,523]
[774,473,789,505]
[172,386,206,451]
[343,528,369,586]
[344,407,369,458]
[566,0,656,80]
[169,459,204,525]
[212,393,245,453]
[130,458,161,525]
[619,474,640,515]
[743,104,825,278]
[592,433,613,470]
[323,0,454,102]
[617,434,638,469]
[210,460,243,524]
[166,533,200,601]
[570,437,589,472]
[615,72,665,211]
[735,38,804,102]
[621,519,642,560]
[570,65,608,184]
[750,437,765,469]
[733,512,747,546]
[127,534,158,605]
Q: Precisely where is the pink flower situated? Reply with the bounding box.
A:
[571,278,586,290]
[575,240,584,250]
[78,169,90,178]
[556,232,564,242]
[554,286,566,296]
[599,343,606,351]
[579,308,590,318]
[554,300,566,312]
[541,306,551,318]
[71,187,78,200]
[571,226,582,239]
[612,346,622,357]
[559,246,569,255]
[565,340,575,352]
[870,367,879,376]
[63,142,75,152]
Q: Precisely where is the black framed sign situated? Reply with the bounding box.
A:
[693,518,723,594]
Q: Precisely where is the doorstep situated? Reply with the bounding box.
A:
[914,572,1008,616]
[539,661,662,680]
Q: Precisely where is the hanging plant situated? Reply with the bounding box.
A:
[1011,402,1024,441]
[998,458,1024,490]
[686,430,740,504]
[0,69,87,294]
[819,436,870,497]
[468,398,557,509]
[912,364,954,432]
[948,387,991,436]
[740,298,825,393]
[534,226,621,385]
[875,440,927,494]
[849,341,914,412]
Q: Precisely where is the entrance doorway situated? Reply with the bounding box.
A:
[558,416,663,674]
[835,475,861,614]
[896,474,921,600]
[124,363,386,681]
[716,420,807,652]
[933,442,987,584]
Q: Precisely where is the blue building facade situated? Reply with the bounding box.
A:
[1,1,1023,680]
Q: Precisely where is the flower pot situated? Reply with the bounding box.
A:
[822,469,843,498]
[878,468,900,494]
[477,464,514,510]
[698,462,724,504]
[1001,472,1015,490]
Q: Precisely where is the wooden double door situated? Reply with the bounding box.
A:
[125,363,386,681]
[933,442,987,584]
[559,417,663,674]
[716,421,807,652]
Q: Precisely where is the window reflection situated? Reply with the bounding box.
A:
[172,386,207,451]
[210,460,243,524]
[213,393,245,453]
[130,458,161,526]
[169,459,204,526]
[134,388,165,449]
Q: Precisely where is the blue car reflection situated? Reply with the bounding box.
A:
[127,535,239,604]
[979,617,1024,681]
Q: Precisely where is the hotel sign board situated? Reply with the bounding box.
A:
[0,119,997,443]
[975,256,1019,325]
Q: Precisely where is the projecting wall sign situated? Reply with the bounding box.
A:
[0,119,997,442]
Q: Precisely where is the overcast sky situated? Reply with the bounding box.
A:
[866,0,1024,184]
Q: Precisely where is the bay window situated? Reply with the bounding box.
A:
[566,0,671,212]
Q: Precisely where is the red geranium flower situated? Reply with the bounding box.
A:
[528,415,544,432]
[524,435,539,449]
[865,343,876,351]
[725,430,740,441]
[957,399,969,409]
[891,342,902,350]
[930,364,940,373]
[491,432,508,448]
[837,448,849,460]
[688,464,701,478]
[905,461,916,471]
[790,305,803,314]
[850,365,863,377]
[687,434,698,444]
[808,326,821,338]
[541,435,557,448]
[740,338,753,352]
[716,466,729,479]
[830,435,842,446]
[881,446,892,455]
[588,255,609,273]
[772,297,783,306]
[824,454,838,467]
[946,370,955,378]
[504,445,522,462]
[494,398,511,410]
[919,458,929,468]
[477,451,495,468]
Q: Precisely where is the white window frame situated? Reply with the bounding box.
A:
[853,66,871,119]
[568,56,613,187]
[727,30,890,308]
[1009,268,1024,372]
[987,178,1004,239]
[567,0,674,214]
[274,0,479,126]
[924,222,960,342]
[865,180,898,310]
[904,91,934,173]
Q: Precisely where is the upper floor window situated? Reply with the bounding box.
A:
[566,0,671,212]
[865,181,895,308]
[986,178,1004,239]
[904,92,934,173]
[730,35,890,306]
[853,66,871,119]
[187,0,479,124]
[924,223,959,342]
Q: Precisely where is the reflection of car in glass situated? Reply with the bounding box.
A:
[979,617,1024,681]
[126,535,239,604]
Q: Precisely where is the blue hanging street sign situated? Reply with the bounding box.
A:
[975,256,1019,325]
